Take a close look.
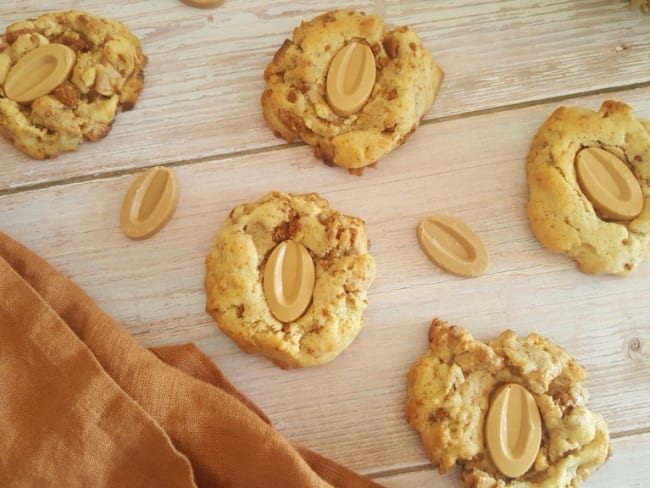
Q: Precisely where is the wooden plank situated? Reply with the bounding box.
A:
[1,87,649,477]
[372,432,650,487]
[1,1,649,190]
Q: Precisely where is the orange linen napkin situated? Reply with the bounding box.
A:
[0,232,382,487]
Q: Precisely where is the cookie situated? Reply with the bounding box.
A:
[204,191,376,368]
[527,100,650,275]
[0,11,147,159]
[406,319,611,487]
[261,10,444,172]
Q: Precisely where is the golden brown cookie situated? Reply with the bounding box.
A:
[406,319,611,487]
[204,191,376,368]
[527,100,650,275]
[262,10,444,172]
[0,11,147,159]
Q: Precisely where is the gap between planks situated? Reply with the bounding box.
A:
[366,463,431,481]
[2,79,650,199]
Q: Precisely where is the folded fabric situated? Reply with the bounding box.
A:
[0,232,381,487]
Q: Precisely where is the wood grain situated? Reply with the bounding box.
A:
[2,84,649,486]
[1,1,649,191]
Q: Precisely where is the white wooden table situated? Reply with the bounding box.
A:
[2,2,649,486]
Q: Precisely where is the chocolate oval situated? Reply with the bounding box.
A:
[180,0,224,8]
[120,166,179,240]
[485,383,542,479]
[4,43,76,103]
[416,215,489,277]
[326,42,376,117]
[263,240,315,323]
[576,147,643,221]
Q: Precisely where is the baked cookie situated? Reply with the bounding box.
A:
[527,100,650,275]
[0,11,147,159]
[205,191,376,368]
[406,319,611,487]
[262,10,444,172]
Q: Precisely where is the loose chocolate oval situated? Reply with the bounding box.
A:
[4,43,76,103]
[326,42,376,117]
[120,166,179,240]
[263,240,315,323]
[576,147,643,221]
[179,0,223,8]
[485,383,542,479]
[416,215,489,277]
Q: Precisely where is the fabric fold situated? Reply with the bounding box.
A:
[0,232,381,488]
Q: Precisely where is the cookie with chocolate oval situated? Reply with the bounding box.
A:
[406,319,611,487]
[204,191,376,368]
[261,10,444,172]
[0,11,147,158]
[527,100,650,274]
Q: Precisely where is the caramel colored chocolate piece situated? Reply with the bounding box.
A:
[179,0,224,8]
[326,42,376,117]
[4,43,76,103]
[575,147,643,221]
[485,383,542,479]
[416,215,489,277]
[120,167,179,240]
[263,240,315,323]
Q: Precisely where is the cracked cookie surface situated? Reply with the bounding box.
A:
[527,100,650,274]
[406,319,611,487]
[0,10,147,159]
[204,191,376,368]
[261,10,444,171]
